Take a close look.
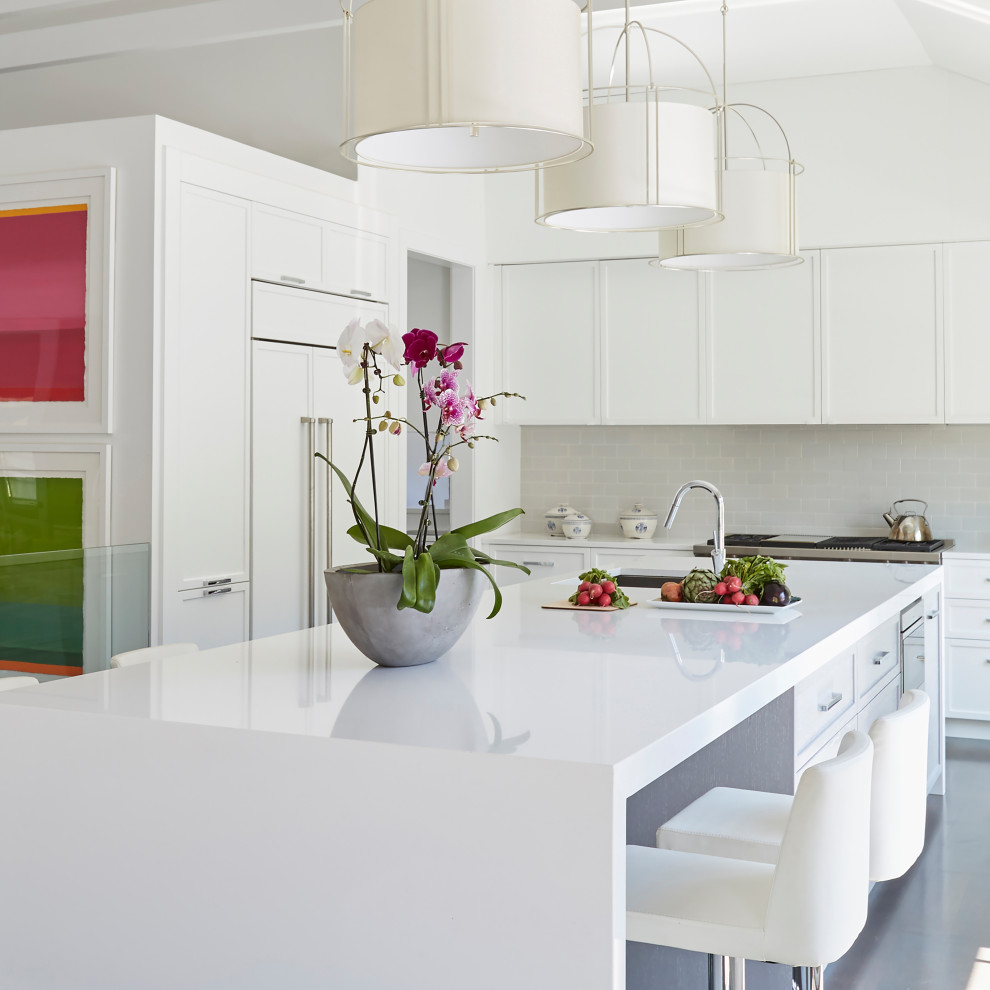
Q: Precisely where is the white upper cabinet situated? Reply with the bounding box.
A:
[821,245,942,424]
[251,203,389,303]
[500,262,598,425]
[708,252,820,425]
[601,260,704,425]
[944,241,990,424]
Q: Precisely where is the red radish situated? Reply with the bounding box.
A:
[589,584,603,599]
[721,594,734,605]
[597,593,612,607]
[743,594,760,607]
[577,592,591,606]
[714,582,728,596]
[725,576,743,593]
[579,581,591,593]
[730,590,746,605]
[601,580,616,594]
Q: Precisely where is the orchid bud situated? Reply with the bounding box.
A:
[378,420,389,432]
[453,361,463,370]
[468,442,475,449]
[447,456,459,472]
[390,422,402,435]
[478,398,490,410]
[393,375,405,387]
[490,397,497,406]
[372,393,380,404]
[384,410,392,419]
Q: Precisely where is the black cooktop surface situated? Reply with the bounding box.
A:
[708,534,946,553]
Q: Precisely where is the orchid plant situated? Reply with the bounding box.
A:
[317,318,528,617]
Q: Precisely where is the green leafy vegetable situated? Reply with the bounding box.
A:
[719,556,789,598]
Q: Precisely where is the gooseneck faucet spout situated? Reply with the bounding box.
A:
[664,480,726,577]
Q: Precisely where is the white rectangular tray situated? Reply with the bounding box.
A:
[644,595,802,616]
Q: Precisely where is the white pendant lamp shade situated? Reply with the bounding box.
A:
[659,163,801,270]
[340,0,593,173]
[537,100,721,232]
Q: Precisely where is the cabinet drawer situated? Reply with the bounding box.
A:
[946,640,990,720]
[794,651,856,756]
[489,544,590,581]
[858,675,901,733]
[946,600,990,640]
[324,224,389,303]
[945,558,990,601]
[855,617,899,697]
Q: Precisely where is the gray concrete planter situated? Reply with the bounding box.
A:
[324,564,486,667]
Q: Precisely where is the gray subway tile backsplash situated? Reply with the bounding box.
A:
[520,424,990,541]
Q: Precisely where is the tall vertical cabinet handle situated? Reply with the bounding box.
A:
[302,416,316,628]
[319,417,332,622]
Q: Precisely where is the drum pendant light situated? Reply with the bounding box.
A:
[657,5,803,271]
[536,1,723,233]
[339,0,594,174]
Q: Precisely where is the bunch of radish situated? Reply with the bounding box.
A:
[713,575,760,607]
[575,578,616,608]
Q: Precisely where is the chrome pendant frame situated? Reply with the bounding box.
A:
[339,0,596,174]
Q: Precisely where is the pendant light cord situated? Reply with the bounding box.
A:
[721,2,729,165]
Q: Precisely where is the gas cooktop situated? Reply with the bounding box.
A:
[693,533,952,563]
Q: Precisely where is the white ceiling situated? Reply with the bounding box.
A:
[0,0,986,175]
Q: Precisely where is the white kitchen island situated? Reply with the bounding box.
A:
[0,560,942,990]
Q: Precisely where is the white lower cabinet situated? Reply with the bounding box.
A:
[794,650,856,758]
[171,583,250,650]
[483,543,591,586]
[944,555,990,723]
[946,642,990,720]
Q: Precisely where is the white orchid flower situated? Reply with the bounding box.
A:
[366,319,405,374]
[337,318,368,381]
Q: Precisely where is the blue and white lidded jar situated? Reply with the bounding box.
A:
[563,513,592,540]
[544,502,577,538]
[619,503,658,540]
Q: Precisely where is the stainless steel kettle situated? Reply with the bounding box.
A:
[882,499,933,542]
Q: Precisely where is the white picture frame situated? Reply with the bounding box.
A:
[0,168,115,434]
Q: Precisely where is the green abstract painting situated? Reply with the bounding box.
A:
[0,476,84,676]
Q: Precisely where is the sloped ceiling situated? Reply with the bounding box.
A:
[0,0,985,176]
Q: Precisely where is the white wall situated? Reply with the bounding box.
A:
[0,116,157,547]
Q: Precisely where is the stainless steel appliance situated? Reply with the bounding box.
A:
[901,598,926,694]
[693,533,953,564]
[882,499,934,542]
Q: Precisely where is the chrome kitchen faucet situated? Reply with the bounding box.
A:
[664,480,726,576]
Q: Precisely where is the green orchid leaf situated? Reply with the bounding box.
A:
[318,453,383,551]
[427,531,471,564]
[347,523,414,551]
[449,507,524,541]
[398,546,418,611]
[414,551,438,614]
[364,546,404,572]
[443,557,502,619]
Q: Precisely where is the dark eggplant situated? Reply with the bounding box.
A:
[759,582,791,607]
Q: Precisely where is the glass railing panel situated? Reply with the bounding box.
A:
[0,543,149,681]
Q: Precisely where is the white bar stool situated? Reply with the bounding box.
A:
[657,690,930,883]
[0,676,41,691]
[110,643,199,668]
[627,730,874,990]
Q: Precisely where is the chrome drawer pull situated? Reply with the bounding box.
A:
[280,275,306,285]
[522,560,555,567]
[351,288,373,298]
[872,650,890,666]
[203,577,232,588]
[204,587,232,597]
[917,655,925,662]
[818,693,843,713]
[927,610,940,619]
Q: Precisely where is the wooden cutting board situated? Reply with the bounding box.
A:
[541,599,637,612]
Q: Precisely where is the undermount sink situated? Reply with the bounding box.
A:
[615,572,684,589]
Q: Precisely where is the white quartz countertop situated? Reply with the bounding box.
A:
[0,559,942,796]
[943,535,990,558]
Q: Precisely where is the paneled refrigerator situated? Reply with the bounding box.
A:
[250,281,387,639]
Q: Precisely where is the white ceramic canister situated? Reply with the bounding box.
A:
[563,513,592,540]
[544,502,577,538]
[619,503,658,539]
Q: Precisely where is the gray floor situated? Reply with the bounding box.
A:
[826,737,990,990]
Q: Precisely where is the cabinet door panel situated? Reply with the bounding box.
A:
[168,184,251,591]
[252,204,324,288]
[169,584,250,650]
[500,262,598,425]
[945,242,990,423]
[709,252,819,424]
[602,260,703,424]
[821,245,942,423]
[324,224,389,303]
